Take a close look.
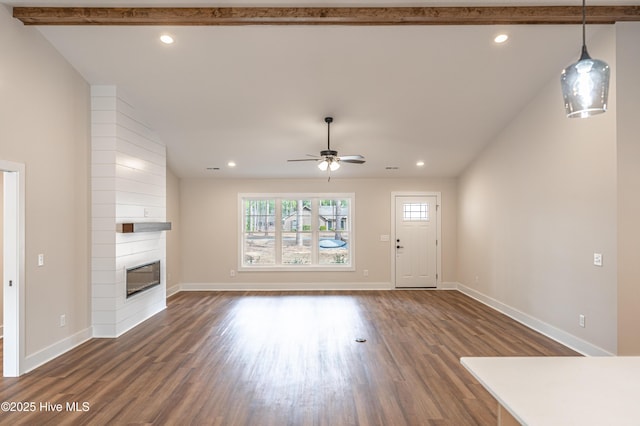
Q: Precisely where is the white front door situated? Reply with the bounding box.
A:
[394,196,437,288]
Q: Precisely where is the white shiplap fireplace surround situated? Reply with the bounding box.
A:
[91,86,167,337]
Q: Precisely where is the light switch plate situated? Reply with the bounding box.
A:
[38,254,44,267]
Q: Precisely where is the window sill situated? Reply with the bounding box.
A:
[238,265,355,273]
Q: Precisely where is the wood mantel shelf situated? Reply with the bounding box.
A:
[116,222,172,233]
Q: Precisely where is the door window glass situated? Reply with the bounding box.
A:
[403,203,429,221]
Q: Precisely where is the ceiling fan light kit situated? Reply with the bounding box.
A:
[288,116,365,180]
[318,158,340,171]
[560,0,610,118]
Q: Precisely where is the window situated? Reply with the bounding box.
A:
[403,203,429,221]
[282,199,312,265]
[318,199,350,265]
[243,199,276,265]
[240,194,354,270]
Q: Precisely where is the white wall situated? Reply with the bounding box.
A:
[91,86,167,337]
[457,27,618,355]
[616,22,640,355]
[179,177,456,289]
[0,5,91,362]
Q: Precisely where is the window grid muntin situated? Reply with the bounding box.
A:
[403,203,429,221]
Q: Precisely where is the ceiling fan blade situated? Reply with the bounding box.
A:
[288,117,363,169]
[338,155,365,164]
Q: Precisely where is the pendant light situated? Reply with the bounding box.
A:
[560,0,610,118]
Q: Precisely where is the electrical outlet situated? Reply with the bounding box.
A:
[230,269,236,277]
[363,269,369,277]
[60,314,66,327]
[579,314,586,328]
[594,253,603,267]
[38,254,44,267]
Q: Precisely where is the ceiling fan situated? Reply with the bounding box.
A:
[288,117,365,176]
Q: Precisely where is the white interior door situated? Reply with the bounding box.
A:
[394,196,437,288]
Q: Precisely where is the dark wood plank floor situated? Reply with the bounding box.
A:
[0,291,577,425]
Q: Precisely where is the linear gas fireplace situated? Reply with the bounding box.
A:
[127,260,161,298]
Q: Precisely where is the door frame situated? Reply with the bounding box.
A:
[1,160,26,377]
[390,191,441,289]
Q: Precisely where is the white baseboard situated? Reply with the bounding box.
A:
[456,282,614,357]
[166,284,181,298]
[178,281,457,292]
[439,281,458,290]
[180,281,393,291]
[24,327,93,374]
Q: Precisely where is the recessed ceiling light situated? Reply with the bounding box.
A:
[494,34,509,44]
[227,161,236,168]
[416,161,425,167]
[160,34,174,44]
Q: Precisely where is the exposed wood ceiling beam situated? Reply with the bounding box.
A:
[13,6,640,26]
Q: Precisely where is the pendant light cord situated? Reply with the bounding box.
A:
[582,0,586,48]
[579,0,590,60]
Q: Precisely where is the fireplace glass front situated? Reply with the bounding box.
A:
[126,260,160,298]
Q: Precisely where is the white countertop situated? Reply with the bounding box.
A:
[461,356,640,426]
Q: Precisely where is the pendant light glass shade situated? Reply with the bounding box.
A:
[560,0,610,118]
[318,160,329,171]
[561,46,610,118]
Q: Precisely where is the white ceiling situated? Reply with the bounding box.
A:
[6,1,623,179]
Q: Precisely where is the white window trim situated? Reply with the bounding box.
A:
[238,193,356,272]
